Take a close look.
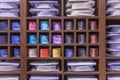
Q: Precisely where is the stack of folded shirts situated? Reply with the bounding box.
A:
[107,75,120,80]
[30,61,59,71]
[0,0,20,17]
[0,75,19,80]
[67,60,96,72]
[66,0,95,16]
[68,76,98,80]
[107,0,120,16]
[0,61,20,71]
[106,25,120,57]
[29,75,59,80]
[107,60,120,71]
[29,0,59,17]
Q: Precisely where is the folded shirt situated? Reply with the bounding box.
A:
[0,65,19,71]
[107,60,120,66]
[109,10,120,16]
[0,0,20,3]
[0,2,18,9]
[68,65,95,71]
[30,61,58,66]
[68,0,94,2]
[29,75,59,80]
[0,75,19,80]
[29,1,59,17]
[29,8,59,16]
[31,65,59,71]
[68,76,98,80]
[107,43,120,49]
[35,3,54,9]
[67,11,95,16]
[71,2,95,9]
[0,61,20,71]
[66,9,95,14]
[0,12,19,17]
[67,60,96,66]
[108,75,120,80]
[0,9,19,12]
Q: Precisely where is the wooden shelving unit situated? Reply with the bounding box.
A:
[0,0,113,80]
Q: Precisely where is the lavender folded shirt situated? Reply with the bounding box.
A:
[52,35,62,44]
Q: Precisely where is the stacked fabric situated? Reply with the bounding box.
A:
[0,0,20,17]
[29,0,60,17]
[30,61,59,71]
[107,75,120,80]
[68,76,98,80]
[65,0,95,16]
[29,75,59,80]
[67,60,96,72]
[0,75,19,80]
[107,0,120,16]
[0,61,20,71]
[107,60,120,71]
[106,25,120,57]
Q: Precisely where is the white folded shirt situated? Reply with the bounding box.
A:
[30,61,58,66]
[107,60,120,66]
[34,3,54,9]
[68,11,95,16]
[71,1,95,9]
[109,10,120,16]
[108,76,120,80]
[0,2,18,9]
[107,25,120,28]
[68,65,95,71]
[37,11,56,16]
[0,65,19,71]
[0,0,20,3]
[0,61,19,66]
[0,75,19,80]
[68,76,98,80]
[30,75,59,80]
[67,61,96,66]
[68,0,94,2]
[31,65,59,71]
[0,12,19,17]
[66,9,95,14]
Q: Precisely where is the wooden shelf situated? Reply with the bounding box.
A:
[0,31,8,33]
[10,31,21,33]
[27,57,62,60]
[89,44,100,46]
[27,17,62,19]
[64,57,99,60]
[63,16,99,19]
[27,71,62,75]
[106,16,120,20]
[107,71,120,74]
[106,57,120,60]
[0,57,20,60]
[0,71,20,74]
[0,44,8,46]
[0,17,20,20]
[64,71,99,75]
